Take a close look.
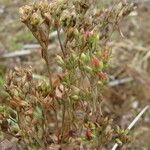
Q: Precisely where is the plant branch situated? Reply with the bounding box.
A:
[42,47,53,88]
[112,105,149,150]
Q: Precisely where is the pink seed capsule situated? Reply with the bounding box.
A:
[99,72,107,81]
[91,57,100,68]
[85,130,92,138]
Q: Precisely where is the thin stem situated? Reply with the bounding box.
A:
[57,28,65,57]
[60,100,66,142]
[92,79,98,113]
[43,48,53,89]
[52,99,59,129]
[112,105,149,150]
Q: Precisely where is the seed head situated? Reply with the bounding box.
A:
[19,5,33,22]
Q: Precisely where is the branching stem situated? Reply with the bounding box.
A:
[42,48,53,89]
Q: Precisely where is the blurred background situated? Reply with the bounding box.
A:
[0,0,149,149]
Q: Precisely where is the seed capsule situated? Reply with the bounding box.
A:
[71,95,79,101]
[30,13,40,26]
[91,57,100,68]
[98,72,107,81]
[81,53,89,64]
[84,66,93,73]
[56,55,65,66]
[19,5,33,22]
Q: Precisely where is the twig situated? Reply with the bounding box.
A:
[23,44,41,49]
[0,44,56,59]
[49,30,63,39]
[0,50,33,59]
[127,0,150,4]
[108,77,133,87]
[112,105,149,150]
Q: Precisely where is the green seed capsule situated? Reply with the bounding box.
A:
[81,53,89,64]
[84,66,93,73]
[56,55,65,66]
[71,95,79,100]
[71,86,80,95]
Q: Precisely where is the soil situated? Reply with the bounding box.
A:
[0,0,149,150]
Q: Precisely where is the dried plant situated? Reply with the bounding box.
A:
[0,0,135,149]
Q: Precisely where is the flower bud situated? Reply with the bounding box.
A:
[30,13,40,26]
[99,61,104,70]
[71,86,80,95]
[19,5,33,22]
[33,2,39,10]
[93,32,99,41]
[96,50,102,58]
[95,10,103,17]
[84,66,93,73]
[13,89,19,97]
[91,57,100,68]
[74,28,80,36]
[81,53,89,64]
[85,130,93,139]
[71,95,79,101]
[72,53,79,62]
[39,0,49,13]
[44,12,51,24]
[56,55,65,66]
[98,72,107,81]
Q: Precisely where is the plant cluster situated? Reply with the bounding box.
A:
[0,0,134,149]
